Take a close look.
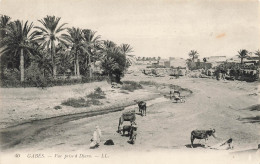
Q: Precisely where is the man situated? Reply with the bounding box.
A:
[90,126,102,149]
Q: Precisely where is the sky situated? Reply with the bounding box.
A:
[0,0,259,59]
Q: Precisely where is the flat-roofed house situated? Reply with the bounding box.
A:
[205,56,227,67]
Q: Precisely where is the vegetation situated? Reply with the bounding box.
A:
[0,15,133,87]
[86,87,106,99]
[61,97,92,108]
[62,87,105,108]
[188,50,199,62]
[237,49,248,64]
[121,81,143,92]
[215,62,259,82]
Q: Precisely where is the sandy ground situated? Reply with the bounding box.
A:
[0,81,160,129]
[0,65,260,164]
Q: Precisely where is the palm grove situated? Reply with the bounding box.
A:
[0,15,133,87]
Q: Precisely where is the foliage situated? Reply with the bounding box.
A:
[188,50,199,62]
[237,49,248,64]
[120,81,143,92]
[61,98,91,108]
[0,15,11,41]
[86,87,106,99]
[33,15,69,78]
[0,20,34,81]
[24,62,48,88]
[101,44,127,83]
[215,62,259,82]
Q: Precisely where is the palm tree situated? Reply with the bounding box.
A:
[0,15,11,41]
[32,15,68,78]
[0,15,12,78]
[255,49,260,57]
[82,29,101,78]
[62,27,84,77]
[55,44,73,76]
[30,44,52,77]
[188,50,199,62]
[102,40,116,51]
[0,20,34,82]
[120,43,134,70]
[237,49,248,64]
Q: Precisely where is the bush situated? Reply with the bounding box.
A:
[120,81,143,92]
[88,99,103,105]
[61,98,91,108]
[139,81,159,87]
[86,87,106,99]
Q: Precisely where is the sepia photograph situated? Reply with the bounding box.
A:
[0,0,259,163]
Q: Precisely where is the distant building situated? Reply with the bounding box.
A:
[205,56,227,67]
[169,57,187,68]
[226,54,259,65]
[158,59,168,66]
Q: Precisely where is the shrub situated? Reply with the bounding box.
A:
[139,81,159,87]
[88,99,103,106]
[86,87,106,99]
[61,98,91,108]
[120,81,143,92]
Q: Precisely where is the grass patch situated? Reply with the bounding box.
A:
[61,98,91,108]
[88,99,103,106]
[63,87,105,108]
[121,81,143,92]
[86,87,106,99]
[139,81,159,87]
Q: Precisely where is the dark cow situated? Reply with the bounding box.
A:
[137,101,147,116]
[191,129,216,148]
[119,125,132,136]
[118,111,136,132]
[129,124,137,144]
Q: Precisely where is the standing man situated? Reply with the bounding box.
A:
[90,125,102,149]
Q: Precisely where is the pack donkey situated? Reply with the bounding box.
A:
[190,129,216,148]
[118,111,136,132]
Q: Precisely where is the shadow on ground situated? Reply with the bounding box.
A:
[185,144,205,148]
[238,116,260,124]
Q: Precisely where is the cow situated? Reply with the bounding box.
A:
[190,129,216,148]
[129,123,137,144]
[118,111,136,132]
[135,101,147,116]
[119,125,132,136]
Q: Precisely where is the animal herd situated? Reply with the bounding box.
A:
[116,91,221,148]
[117,100,146,144]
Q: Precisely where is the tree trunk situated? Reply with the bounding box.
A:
[74,59,77,76]
[76,54,80,77]
[51,41,57,79]
[89,51,92,78]
[20,49,25,82]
